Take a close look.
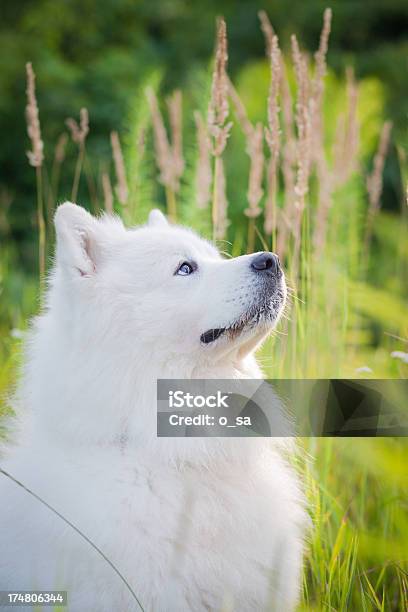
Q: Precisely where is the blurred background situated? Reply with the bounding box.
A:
[0,1,407,609]
[1,0,408,261]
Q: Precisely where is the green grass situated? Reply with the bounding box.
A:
[300,437,408,611]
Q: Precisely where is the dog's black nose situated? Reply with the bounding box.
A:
[251,252,280,274]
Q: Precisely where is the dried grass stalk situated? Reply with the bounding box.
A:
[313,67,360,258]
[228,79,264,219]
[291,34,312,277]
[277,73,296,258]
[332,68,359,185]
[47,132,69,235]
[264,35,281,240]
[208,18,232,157]
[310,8,332,170]
[66,108,90,202]
[25,62,45,282]
[246,123,265,252]
[213,157,229,240]
[66,108,89,145]
[363,120,392,260]
[227,77,253,141]
[147,87,184,220]
[194,111,212,209]
[79,107,89,141]
[258,10,275,58]
[246,123,264,218]
[228,79,264,251]
[312,8,332,113]
[280,66,295,143]
[102,172,114,214]
[257,10,294,150]
[25,63,44,168]
[312,152,332,257]
[167,90,185,184]
[258,11,297,257]
[291,36,311,210]
[110,131,129,205]
[208,17,232,240]
[277,73,296,256]
[147,88,174,187]
[366,121,392,222]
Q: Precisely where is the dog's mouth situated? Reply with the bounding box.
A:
[200,316,263,345]
[200,292,285,345]
[200,309,259,345]
[200,328,226,344]
[200,316,261,345]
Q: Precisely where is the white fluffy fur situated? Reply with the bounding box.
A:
[0,204,306,611]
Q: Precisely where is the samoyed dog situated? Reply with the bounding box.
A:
[0,203,306,611]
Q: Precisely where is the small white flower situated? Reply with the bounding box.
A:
[10,328,25,340]
[390,351,408,364]
[355,366,373,374]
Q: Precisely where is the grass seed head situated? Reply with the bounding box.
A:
[194,111,212,209]
[66,108,89,146]
[208,17,232,156]
[25,62,44,168]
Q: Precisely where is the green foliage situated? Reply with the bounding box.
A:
[301,437,408,611]
[178,65,214,235]
[123,70,163,225]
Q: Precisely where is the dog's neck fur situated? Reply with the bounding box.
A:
[15,281,265,465]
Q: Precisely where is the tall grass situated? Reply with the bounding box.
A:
[0,6,407,611]
[300,437,408,611]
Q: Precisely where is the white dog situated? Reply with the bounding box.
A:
[0,203,306,611]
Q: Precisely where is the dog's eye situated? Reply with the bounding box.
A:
[175,262,196,276]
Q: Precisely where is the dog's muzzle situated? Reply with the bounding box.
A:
[200,252,285,345]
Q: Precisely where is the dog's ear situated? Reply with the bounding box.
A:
[148,209,168,228]
[54,202,103,277]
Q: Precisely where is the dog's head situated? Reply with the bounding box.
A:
[53,203,286,365]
